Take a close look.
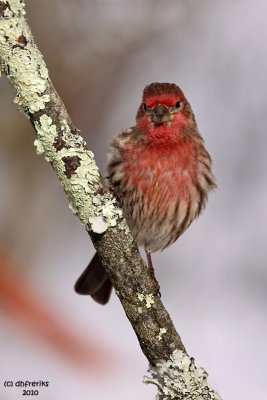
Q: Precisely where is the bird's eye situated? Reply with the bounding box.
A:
[143,103,148,112]
[175,101,181,109]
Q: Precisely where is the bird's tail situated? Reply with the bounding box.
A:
[74,252,112,305]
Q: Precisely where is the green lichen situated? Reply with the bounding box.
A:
[33,115,95,227]
[137,293,155,308]
[88,215,108,234]
[91,193,123,228]
[3,0,26,16]
[34,115,122,232]
[144,350,221,400]
[33,138,45,155]
[0,0,123,234]
[34,115,57,161]
[157,328,167,342]
[0,0,50,113]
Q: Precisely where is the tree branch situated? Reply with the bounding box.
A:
[0,1,221,398]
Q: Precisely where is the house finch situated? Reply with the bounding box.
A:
[75,82,216,304]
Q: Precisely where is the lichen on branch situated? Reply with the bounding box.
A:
[33,113,122,230]
[0,2,222,399]
[0,0,122,233]
[144,350,221,400]
[0,0,50,112]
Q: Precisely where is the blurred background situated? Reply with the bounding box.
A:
[0,0,266,399]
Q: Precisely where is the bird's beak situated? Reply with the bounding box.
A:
[151,104,171,125]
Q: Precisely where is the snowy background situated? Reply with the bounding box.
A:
[0,1,266,399]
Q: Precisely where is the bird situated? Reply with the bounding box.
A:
[75,82,216,304]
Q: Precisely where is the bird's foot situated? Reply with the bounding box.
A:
[146,250,161,297]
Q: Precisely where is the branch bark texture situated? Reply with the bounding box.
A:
[0,2,221,399]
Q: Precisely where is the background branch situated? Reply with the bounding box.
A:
[0,1,221,398]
